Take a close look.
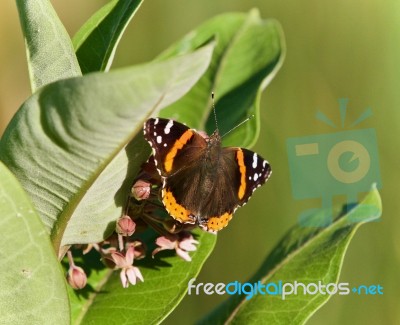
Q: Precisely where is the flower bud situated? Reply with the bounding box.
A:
[67,265,87,290]
[116,215,136,237]
[131,179,151,200]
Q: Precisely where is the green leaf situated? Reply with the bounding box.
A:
[70,230,215,325]
[0,44,214,254]
[157,9,285,148]
[0,161,70,324]
[15,0,81,92]
[73,0,143,73]
[201,186,381,324]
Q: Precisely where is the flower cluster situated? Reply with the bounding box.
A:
[66,156,200,290]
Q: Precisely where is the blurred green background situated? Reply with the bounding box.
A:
[0,1,398,324]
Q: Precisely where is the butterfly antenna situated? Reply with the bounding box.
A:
[211,92,219,132]
[221,115,255,138]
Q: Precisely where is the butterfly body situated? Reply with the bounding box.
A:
[143,117,271,233]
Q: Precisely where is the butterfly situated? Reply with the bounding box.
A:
[143,117,271,233]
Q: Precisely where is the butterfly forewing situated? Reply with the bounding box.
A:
[144,118,206,176]
[234,148,272,205]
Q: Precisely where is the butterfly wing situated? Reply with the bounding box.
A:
[234,148,272,205]
[143,118,206,177]
[143,118,207,224]
[199,147,272,232]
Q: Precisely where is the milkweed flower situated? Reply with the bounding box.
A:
[153,233,199,262]
[110,247,144,288]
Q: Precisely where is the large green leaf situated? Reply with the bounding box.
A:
[157,9,285,148]
[0,162,70,324]
[73,0,143,73]
[0,44,214,254]
[16,0,81,92]
[69,230,215,325]
[201,186,381,324]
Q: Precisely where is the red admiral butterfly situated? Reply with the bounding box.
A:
[143,116,271,233]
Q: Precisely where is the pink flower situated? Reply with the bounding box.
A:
[110,247,143,288]
[125,240,146,260]
[153,233,199,262]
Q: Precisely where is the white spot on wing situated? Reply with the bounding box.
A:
[164,120,174,134]
[155,118,159,125]
[254,172,258,181]
[156,136,162,144]
[252,153,258,168]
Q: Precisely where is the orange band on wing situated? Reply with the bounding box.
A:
[164,130,194,172]
[205,213,233,232]
[162,189,195,224]
[236,149,246,200]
